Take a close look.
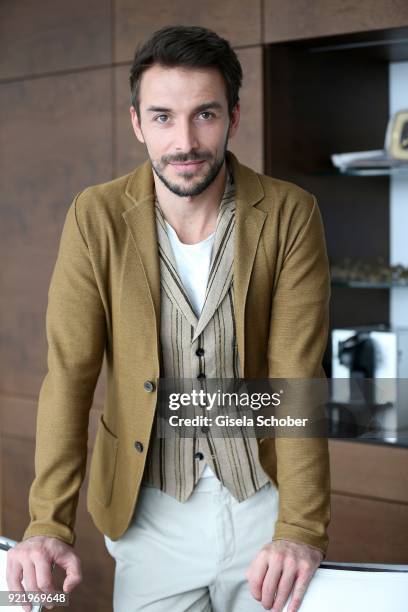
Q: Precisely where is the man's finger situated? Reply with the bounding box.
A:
[21,559,39,612]
[22,558,39,589]
[267,563,297,612]
[59,553,82,593]
[6,555,24,592]
[259,563,283,609]
[32,554,56,609]
[287,568,314,612]
[245,553,269,601]
[33,555,54,592]
[6,558,31,612]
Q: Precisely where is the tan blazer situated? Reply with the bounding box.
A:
[23,151,331,556]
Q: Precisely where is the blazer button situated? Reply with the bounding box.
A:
[144,380,155,392]
[134,441,144,453]
[194,451,204,460]
[195,348,205,357]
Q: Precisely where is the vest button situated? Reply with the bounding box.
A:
[197,373,206,380]
[134,441,144,453]
[143,380,155,392]
[194,452,204,460]
[195,348,205,357]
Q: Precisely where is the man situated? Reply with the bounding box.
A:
[7,25,331,612]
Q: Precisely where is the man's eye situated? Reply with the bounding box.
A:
[199,111,214,120]
[155,114,169,123]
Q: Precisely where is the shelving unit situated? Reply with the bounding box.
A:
[264,29,408,563]
[264,25,408,374]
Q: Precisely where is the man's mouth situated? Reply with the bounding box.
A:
[169,160,206,172]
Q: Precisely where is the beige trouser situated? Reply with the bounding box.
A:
[104,474,280,612]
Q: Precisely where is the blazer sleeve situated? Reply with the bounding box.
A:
[267,193,331,557]
[22,191,106,546]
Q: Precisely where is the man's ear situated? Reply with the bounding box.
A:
[228,102,240,139]
[130,106,145,144]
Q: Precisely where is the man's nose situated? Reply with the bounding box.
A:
[174,119,199,153]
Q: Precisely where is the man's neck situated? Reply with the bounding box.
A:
[154,162,227,245]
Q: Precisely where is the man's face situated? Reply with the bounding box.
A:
[130,64,240,197]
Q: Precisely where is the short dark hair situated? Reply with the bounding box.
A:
[129,25,243,120]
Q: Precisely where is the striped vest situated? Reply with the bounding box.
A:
[141,171,269,502]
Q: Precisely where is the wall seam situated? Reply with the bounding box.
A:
[111,0,117,178]
[0,46,262,87]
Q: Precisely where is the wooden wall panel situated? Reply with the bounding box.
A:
[114,0,262,63]
[229,46,264,174]
[0,69,112,397]
[263,0,408,44]
[327,440,408,562]
[114,64,149,177]
[327,493,408,563]
[0,395,102,446]
[1,436,115,612]
[0,0,111,81]
[0,396,112,611]
[329,440,408,504]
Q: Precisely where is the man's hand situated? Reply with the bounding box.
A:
[245,539,323,611]
[6,536,82,612]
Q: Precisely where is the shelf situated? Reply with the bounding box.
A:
[331,280,408,288]
[312,166,408,177]
[338,166,408,177]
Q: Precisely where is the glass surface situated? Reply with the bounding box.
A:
[331,280,408,288]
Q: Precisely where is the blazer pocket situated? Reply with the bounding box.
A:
[88,413,119,507]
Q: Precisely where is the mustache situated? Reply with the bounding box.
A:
[162,151,213,164]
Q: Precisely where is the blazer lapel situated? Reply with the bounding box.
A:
[155,201,198,329]
[121,160,161,328]
[228,152,267,375]
[192,173,235,342]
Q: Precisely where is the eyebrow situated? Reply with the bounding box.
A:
[146,101,223,113]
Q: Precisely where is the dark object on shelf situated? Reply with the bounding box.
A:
[325,400,386,438]
[338,332,375,404]
[338,332,375,377]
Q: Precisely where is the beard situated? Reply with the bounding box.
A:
[149,134,229,197]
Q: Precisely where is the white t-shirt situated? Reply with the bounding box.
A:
[165,220,216,478]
